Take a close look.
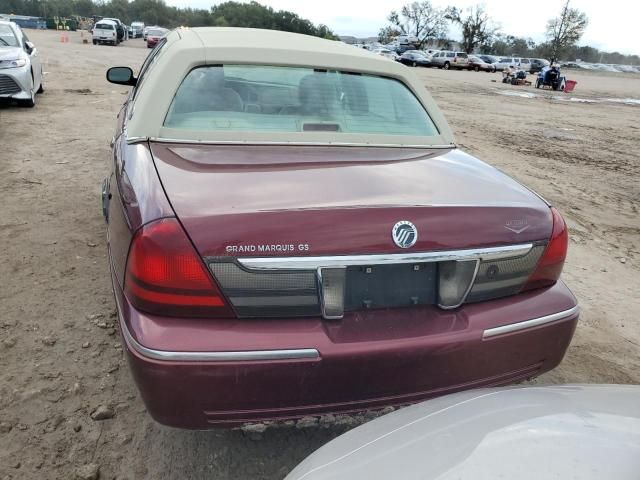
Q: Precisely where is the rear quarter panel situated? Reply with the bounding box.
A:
[107,137,174,287]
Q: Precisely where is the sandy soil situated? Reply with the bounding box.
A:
[0,30,638,480]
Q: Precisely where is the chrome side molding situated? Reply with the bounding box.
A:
[121,325,320,362]
[113,286,321,362]
[483,305,579,339]
[238,243,534,271]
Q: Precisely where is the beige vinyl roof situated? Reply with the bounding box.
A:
[125,27,456,147]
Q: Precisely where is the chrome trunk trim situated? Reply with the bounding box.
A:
[482,305,579,339]
[238,244,534,271]
[437,259,480,310]
[145,137,456,149]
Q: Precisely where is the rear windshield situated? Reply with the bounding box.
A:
[148,29,165,36]
[164,65,438,137]
[96,23,114,30]
[0,24,18,46]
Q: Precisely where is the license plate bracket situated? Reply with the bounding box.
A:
[344,263,437,311]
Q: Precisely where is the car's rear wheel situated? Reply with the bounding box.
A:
[474,66,480,72]
[443,62,450,70]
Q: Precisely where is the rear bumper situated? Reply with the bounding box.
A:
[112,274,578,429]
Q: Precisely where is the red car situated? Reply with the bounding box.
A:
[104,28,578,429]
[145,27,167,48]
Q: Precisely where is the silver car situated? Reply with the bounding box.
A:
[287,385,640,480]
[430,50,470,70]
[0,20,43,107]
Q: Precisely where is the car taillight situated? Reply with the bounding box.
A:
[464,207,566,304]
[124,218,234,318]
[521,207,568,292]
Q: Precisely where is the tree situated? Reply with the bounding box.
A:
[445,5,496,54]
[378,25,401,44]
[545,0,588,63]
[386,1,447,48]
[209,1,337,39]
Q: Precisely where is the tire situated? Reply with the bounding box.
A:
[19,82,36,108]
[412,61,417,67]
[36,71,44,94]
[92,39,96,45]
[443,62,450,70]
[474,66,480,72]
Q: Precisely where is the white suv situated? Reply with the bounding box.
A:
[430,51,469,70]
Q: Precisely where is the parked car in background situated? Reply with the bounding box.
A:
[493,57,531,72]
[467,55,496,72]
[430,51,470,69]
[395,34,419,44]
[477,54,499,65]
[130,21,144,38]
[493,57,518,71]
[286,385,640,480]
[93,20,119,46]
[394,43,418,55]
[102,17,126,42]
[104,27,577,429]
[372,47,399,61]
[145,27,168,48]
[519,57,532,71]
[0,19,43,107]
[399,50,431,67]
[143,25,158,40]
[529,58,550,73]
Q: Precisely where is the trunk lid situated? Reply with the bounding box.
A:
[149,143,552,258]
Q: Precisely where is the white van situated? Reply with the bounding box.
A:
[131,21,145,38]
[92,19,119,46]
[493,57,532,71]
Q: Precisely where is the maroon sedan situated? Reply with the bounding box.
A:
[104,27,578,429]
[145,27,166,48]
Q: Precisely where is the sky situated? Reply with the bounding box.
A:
[163,0,639,55]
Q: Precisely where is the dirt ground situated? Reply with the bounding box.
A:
[0,30,638,480]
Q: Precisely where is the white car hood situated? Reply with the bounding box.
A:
[287,385,640,480]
